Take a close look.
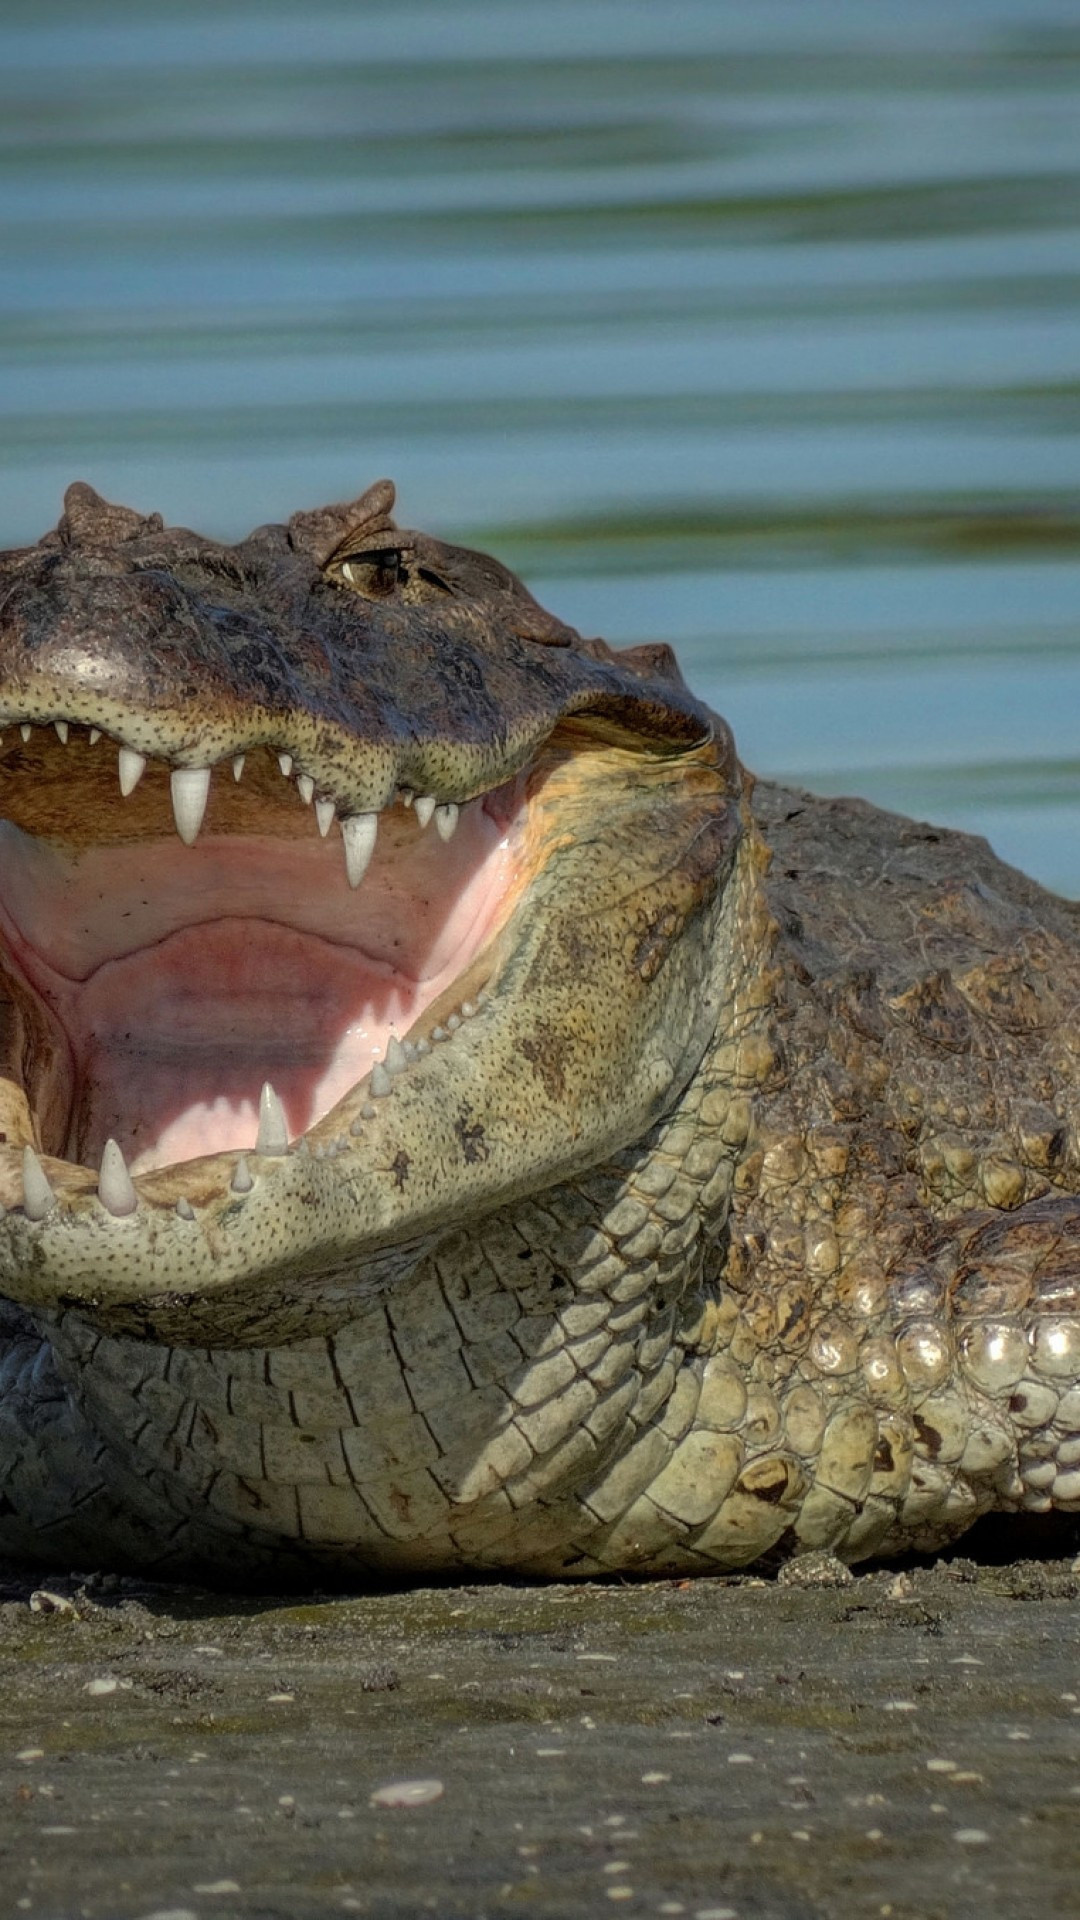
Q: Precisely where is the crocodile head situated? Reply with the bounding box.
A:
[0,481,742,1343]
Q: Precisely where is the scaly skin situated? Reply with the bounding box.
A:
[0,483,1078,1580]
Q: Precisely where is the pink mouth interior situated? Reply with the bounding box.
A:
[0,794,517,1173]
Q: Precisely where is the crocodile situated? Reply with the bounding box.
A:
[0,478,1077,1583]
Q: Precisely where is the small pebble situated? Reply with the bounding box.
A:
[29,1590,79,1616]
[954,1829,990,1846]
[777,1551,853,1589]
[641,1772,671,1785]
[193,1883,241,1896]
[370,1778,444,1808]
[84,1676,119,1697]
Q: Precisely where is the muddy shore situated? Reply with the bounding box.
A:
[2,1528,1078,1920]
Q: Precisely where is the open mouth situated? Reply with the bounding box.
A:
[0,484,727,1328]
[0,723,524,1181]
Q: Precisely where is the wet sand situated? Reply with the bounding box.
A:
[2,1529,1078,1920]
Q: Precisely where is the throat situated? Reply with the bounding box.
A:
[65,919,429,1173]
[0,802,521,1174]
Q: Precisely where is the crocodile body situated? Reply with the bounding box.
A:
[0,482,1077,1580]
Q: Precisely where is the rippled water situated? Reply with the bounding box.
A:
[1,0,1077,890]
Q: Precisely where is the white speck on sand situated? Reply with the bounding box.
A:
[370,1778,444,1809]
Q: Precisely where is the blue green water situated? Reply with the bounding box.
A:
[1,0,1078,891]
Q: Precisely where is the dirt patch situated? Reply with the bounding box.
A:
[1,1540,1078,1919]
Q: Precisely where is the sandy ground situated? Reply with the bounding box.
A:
[1,1527,1078,1920]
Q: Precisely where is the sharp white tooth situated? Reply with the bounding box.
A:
[315,798,335,837]
[22,1146,55,1221]
[170,766,211,845]
[370,1063,392,1097]
[399,789,414,808]
[98,1139,137,1217]
[341,812,377,887]
[89,728,101,745]
[54,721,69,744]
[232,754,245,781]
[176,1196,195,1220]
[118,746,146,796]
[414,795,436,828]
[278,752,293,777]
[384,1035,408,1076]
[434,802,459,841]
[255,1082,289,1155]
[231,1156,253,1194]
[19,724,31,742]
[297,774,314,804]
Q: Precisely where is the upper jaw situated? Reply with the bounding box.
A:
[0,511,711,829]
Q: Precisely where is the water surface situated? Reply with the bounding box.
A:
[1,0,1077,889]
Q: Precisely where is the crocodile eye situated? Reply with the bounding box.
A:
[339,551,405,598]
